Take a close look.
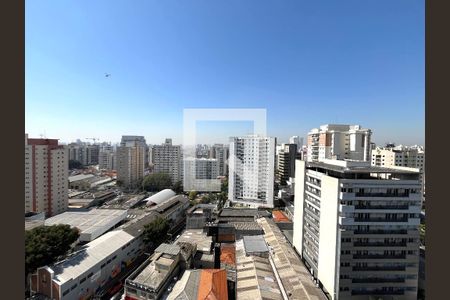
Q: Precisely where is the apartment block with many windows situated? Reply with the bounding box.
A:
[228,135,276,208]
[294,159,421,299]
[25,134,68,217]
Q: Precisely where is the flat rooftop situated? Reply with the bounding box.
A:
[175,229,212,253]
[220,208,271,218]
[129,253,175,290]
[243,235,269,254]
[307,160,420,174]
[68,174,95,182]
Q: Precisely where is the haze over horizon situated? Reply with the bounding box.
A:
[26,1,424,146]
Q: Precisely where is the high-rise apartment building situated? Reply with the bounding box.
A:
[210,144,229,176]
[371,145,425,195]
[276,143,300,185]
[183,158,221,192]
[98,148,116,171]
[228,135,276,208]
[121,135,148,167]
[25,134,68,217]
[66,144,99,166]
[116,141,145,188]
[289,135,304,151]
[151,138,182,184]
[293,159,421,299]
[307,125,372,162]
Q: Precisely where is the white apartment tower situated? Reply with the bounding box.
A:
[25,134,69,217]
[116,141,145,188]
[183,158,221,192]
[307,125,372,162]
[371,145,425,195]
[151,139,183,184]
[293,159,421,299]
[228,135,276,208]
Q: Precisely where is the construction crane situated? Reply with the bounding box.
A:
[85,138,99,145]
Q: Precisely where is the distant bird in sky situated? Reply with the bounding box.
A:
[105,73,111,78]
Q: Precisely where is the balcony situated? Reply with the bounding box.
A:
[354,229,408,235]
[352,277,405,283]
[354,204,409,210]
[353,242,407,247]
[352,266,406,271]
[352,290,404,296]
[353,254,406,259]
[354,217,409,223]
[355,192,409,198]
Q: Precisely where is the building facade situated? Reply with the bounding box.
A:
[228,135,276,208]
[276,143,299,186]
[371,145,425,195]
[211,144,229,176]
[183,158,221,192]
[98,148,116,171]
[25,134,68,217]
[293,159,421,299]
[121,135,148,167]
[307,125,372,162]
[289,135,303,151]
[116,141,145,188]
[151,138,183,184]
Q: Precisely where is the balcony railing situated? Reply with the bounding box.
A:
[352,266,406,271]
[352,277,405,283]
[353,254,406,259]
[355,192,409,197]
[354,205,409,210]
[354,229,408,235]
[354,217,409,223]
[353,242,407,247]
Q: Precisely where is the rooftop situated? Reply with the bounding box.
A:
[219,208,271,218]
[307,160,420,175]
[167,269,228,300]
[51,230,135,285]
[175,229,212,253]
[154,243,181,257]
[235,239,283,300]
[257,218,326,300]
[272,210,291,223]
[243,235,269,254]
[44,209,127,241]
[68,174,95,183]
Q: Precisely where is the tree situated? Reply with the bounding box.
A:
[68,160,83,170]
[172,181,183,194]
[25,225,79,275]
[188,190,198,200]
[142,173,172,192]
[221,178,228,194]
[143,217,170,246]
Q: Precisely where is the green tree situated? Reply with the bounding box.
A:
[221,178,228,194]
[188,190,198,200]
[68,160,83,170]
[172,181,183,194]
[25,225,79,275]
[142,173,172,192]
[143,217,170,246]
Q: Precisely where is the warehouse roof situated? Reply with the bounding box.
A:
[220,208,270,218]
[50,230,135,285]
[68,174,95,183]
[145,189,176,206]
[44,209,128,241]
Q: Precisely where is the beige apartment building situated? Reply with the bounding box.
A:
[25,134,68,217]
[151,138,183,184]
[116,141,145,188]
[294,159,421,299]
[307,124,372,162]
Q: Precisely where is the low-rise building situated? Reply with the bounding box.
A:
[124,243,182,300]
[167,269,228,300]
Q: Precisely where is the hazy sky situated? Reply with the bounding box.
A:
[26,0,424,146]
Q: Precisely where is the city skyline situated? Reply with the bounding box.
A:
[26,1,424,145]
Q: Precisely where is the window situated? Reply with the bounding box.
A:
[80,277,86,284]
[62,290,70,296]
[71,283,77,290]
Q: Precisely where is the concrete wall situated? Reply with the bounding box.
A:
[293,160,306,254]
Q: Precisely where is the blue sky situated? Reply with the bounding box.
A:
[26,0,424,145]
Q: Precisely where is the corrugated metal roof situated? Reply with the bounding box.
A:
[50,230,135,285]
